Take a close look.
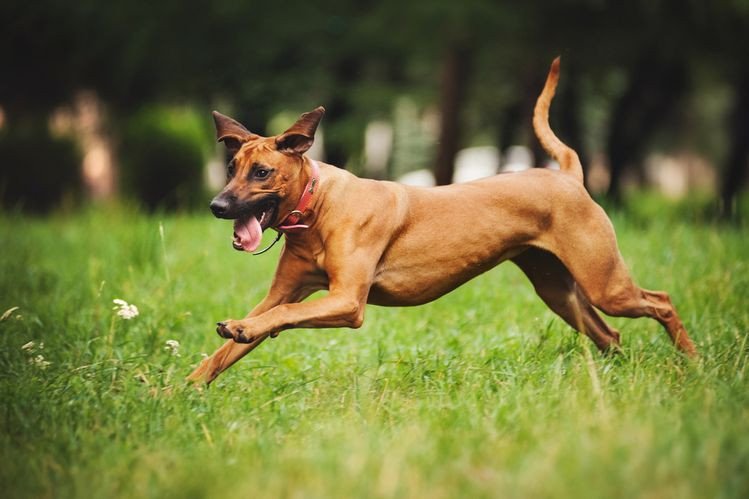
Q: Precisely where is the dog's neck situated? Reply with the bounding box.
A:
[276,158,320,231]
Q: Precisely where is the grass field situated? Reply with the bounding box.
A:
[1,198,748,498]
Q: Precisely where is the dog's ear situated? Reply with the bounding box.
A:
[212,111,256,155]
[275,106,325,155]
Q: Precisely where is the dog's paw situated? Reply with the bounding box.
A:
[215,321,232,339]
[216,320,258,343]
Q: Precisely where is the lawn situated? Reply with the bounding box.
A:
[1,199,748,498]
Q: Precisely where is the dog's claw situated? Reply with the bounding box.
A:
[216,322,233,338]
[215,321,256,343]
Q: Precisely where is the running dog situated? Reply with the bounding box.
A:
[187,57,696,384]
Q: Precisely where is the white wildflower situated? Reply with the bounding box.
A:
[2,306,20,321]
[30,354,51,369]
[22,341,50,368]
[113,299,139,320]
[164,339,180,356]
[21,341,44,353]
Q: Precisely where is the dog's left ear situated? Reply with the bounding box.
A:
[213,111,257,155]
[275,106,325,155]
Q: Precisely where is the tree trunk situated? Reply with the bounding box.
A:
[434,44,472,185]
[497,100,523,153]
[606,55,687,201]
[324,57,361,169]
[721,70,749,218]
[496,64,546,169]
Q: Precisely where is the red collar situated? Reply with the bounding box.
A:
[276,159,320,231]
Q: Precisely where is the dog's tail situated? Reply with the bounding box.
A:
[533,57,584,183]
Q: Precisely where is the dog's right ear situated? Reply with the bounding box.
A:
[275,106,325,155]
[212,111,256,155]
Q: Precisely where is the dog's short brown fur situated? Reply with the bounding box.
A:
[187,58,696,385]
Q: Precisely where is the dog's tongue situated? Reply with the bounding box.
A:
[233,216,262,252]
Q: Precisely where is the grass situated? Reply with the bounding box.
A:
[0,199,748,498]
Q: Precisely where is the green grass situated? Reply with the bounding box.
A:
[1,201,748,498]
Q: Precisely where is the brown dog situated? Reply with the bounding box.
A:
[187,57,696,385]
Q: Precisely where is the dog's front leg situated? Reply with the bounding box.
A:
[215,257,374,344]
[186,251,314,385]
[215,292,366,343]
[186,296,284,385]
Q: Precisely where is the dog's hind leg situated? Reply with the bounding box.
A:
[588,282,696,357]
[548,221,697,357]
[531,56,694,356]
[512,247,621,352]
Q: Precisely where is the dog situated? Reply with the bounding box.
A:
[187,57,696,385]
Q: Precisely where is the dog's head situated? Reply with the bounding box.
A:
[209,107,324,252]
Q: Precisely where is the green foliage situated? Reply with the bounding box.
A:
[0,204,747,498]
[0,125,81,213]
[2,0,748,203]
[119,107,210,211]
[595,191,749,226]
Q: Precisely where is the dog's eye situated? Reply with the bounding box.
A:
[254,168,270,179]
[226,162,236,178]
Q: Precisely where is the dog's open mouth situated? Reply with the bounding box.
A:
[232,201,278,252]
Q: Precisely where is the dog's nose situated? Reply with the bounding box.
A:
[209,197,231,217]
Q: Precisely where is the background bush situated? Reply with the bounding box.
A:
[0,124,81,213]
[119,107,210,211]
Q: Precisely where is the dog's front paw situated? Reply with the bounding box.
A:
[216,320,258,343]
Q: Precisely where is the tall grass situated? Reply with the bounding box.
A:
[0,200,747,498]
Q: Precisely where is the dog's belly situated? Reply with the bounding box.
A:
[356,169,589,307]
[367,246,526,306]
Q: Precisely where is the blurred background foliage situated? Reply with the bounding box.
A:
[118,107,210,211]
[0,124,80,212]
[0,0,747,215]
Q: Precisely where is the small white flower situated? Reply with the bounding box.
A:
[30,354,51,369]
[164,339,180,356]
[21,341,44,353]
[113,299,139,320]
[2,306,20,321]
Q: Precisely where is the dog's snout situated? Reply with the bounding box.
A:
[209,198,229,217]
[210,194,234,218]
